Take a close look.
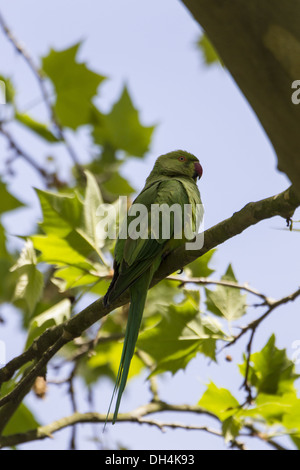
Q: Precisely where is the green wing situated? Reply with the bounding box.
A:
[105,179,191,304]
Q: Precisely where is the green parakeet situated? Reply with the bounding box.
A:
[104,150,203,423]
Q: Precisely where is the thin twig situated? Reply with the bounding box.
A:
[135,349,159,401]
[227,286,300,350]
[224,286,300,404]
[0,124,47,178]
[135,418,246,449]
[68,364,79,450]
[240,327,256,404]
[65,333,125,363]
[0,10,85,179]
[168,275,270,303]
[0,405,235,449]
[0,123,64,187]
[0,405,291,450]
[244,424,290,451]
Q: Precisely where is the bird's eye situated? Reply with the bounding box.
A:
[178,156,186,162]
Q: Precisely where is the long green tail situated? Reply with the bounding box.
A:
[106,270,152,426]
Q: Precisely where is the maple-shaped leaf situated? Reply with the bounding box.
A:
[138,293,227,376]
[92,86,155,157]
[205,264,247,321]
[42,42,106,129]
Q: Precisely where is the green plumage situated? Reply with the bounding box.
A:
[104,150,203,424]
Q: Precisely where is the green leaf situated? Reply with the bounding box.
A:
[196,34,223,67]
[82,170,105,252]
[102,172,135,196]
[10,240,44,312]
[33,182,110,286]
[35,181,109,262]
[205,264,247,321]
[83,340,144,386]
[0,223,17,302]
[15,112,60,142]
[35,188,82,237]
[222,416,242,443]
[26,298,71,348]
[0,258,18,303]
[240,392,300,447]
[10,239,37,269]
[82,181,123,254]
[138,295,227,375]
[291,435,300,450]
[92,86,155,157]
[31,232,96,270]
[198,382,239,421]
[283,398,300,433]
[12,264,44,313]
[42,42,106,129]
[239,334,299,396]
[0,223,8,258]
[0,75,15,104]
[89,278,111,296]
[0,181,24,214]
[52,265,100,291]
[241,392,299,424]
[185,249,216,278]
[2,403,39,436]
[144,279,181,318]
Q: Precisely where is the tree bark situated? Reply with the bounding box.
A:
[181,0,300,197]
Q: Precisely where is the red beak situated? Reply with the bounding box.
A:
[194,161,203,180]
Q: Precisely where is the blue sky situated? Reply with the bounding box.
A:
[0,0,299,450]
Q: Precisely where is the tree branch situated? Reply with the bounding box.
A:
[167,275,269,304]
[222,285,300,405]
[0,402,290,450]
[0,186,299,384]
[155,186,299,281]
[0,186,299,432]
[226,286,300,350]
[0,403,232,449]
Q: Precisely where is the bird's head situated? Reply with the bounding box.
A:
[154,150,203,182]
